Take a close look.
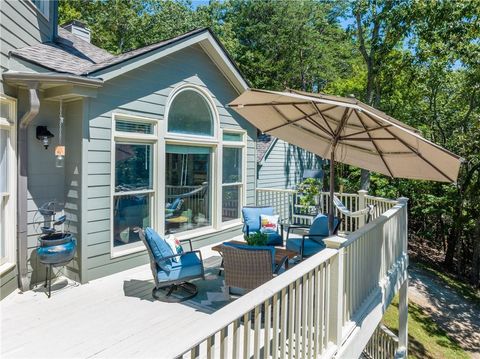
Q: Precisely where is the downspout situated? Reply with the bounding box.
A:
[17,84,40,291]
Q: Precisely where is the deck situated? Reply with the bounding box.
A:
[1,189,409,358]
[0,241,232,358]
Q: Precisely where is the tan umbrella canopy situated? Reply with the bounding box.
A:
[229,88,462,233]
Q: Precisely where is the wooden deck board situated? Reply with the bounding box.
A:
[0,240,239,359]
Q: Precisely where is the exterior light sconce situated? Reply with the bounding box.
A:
[36,126,54,149]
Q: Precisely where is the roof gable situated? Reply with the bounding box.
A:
[89,28,249,93]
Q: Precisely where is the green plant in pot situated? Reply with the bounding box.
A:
[245,232,268,246]
[297,178,322,215]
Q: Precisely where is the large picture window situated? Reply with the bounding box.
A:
[165,145,211,234]
[112,116,156,253]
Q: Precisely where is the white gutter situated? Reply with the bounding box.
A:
[17,84,40,291]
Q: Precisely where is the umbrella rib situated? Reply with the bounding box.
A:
[291,104,334,137]
[322,112,364,130]
[355,110,395,177]
[266,106,318,133]
[312,102,335,135]
[362,111,456,182]
[230,101,312,107]
[344,137,397,141]
[339,124,393,139]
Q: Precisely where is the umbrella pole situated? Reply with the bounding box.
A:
[329,148,335,235]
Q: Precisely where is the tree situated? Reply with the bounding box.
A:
[352,0,415,190]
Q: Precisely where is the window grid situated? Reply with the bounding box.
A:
[112,115,157,254]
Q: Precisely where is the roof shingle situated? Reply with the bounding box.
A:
[10,27,208,76]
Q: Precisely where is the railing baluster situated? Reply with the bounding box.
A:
[264,298,271,359]
[232,318,240,359]
[207,335,215,359]
[253,305,261,359]
[307,271,314,359]
[272,293,279,359]
[301,275,308,357]
[294,279,301,359]
[243,312,250,359]
[220,327,228,359]
[279,289,287,359]
[288,283,294,359]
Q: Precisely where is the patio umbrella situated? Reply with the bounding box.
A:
[229,88,462,234]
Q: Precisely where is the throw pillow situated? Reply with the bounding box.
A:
[260,214,279,233]
[164,235,184,262]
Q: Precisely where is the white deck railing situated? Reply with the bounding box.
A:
[168,191,408,359]
[256,188,398,233]
[362,324,399,359]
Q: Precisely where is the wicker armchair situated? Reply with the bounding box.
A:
[221,244,286,293]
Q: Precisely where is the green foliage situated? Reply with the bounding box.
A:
[245,232,267,246]
[297,178,322,208]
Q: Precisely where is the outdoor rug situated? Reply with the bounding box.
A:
[123,255,234,314]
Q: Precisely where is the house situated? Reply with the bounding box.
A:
[256,132,323,190]
[1,3,409,359]
[1,0,259,297]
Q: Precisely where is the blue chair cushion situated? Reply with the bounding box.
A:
[310,214,340,236]
[170,252,202,269]
[242,206,274,233]
[264,231,283,246]
[157,253,203,282]
[286,238,326,257]
[223,242,276,272]
[144,227,174,270]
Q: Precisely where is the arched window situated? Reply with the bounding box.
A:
[167,89,214,136]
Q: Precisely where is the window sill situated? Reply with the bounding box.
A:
[111,243,146,259]
[0,262,16,276]
[221,220,243,230]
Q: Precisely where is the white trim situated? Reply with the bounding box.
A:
[0,94,17,272]
[110,113,158,258]
[220,129,247,224]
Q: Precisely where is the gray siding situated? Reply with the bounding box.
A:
[20,90,65,286]
[0,0,55,93]
[83,44,255,282]
[63,100,83,282]
[0,265,17,300]
[257,140,322,189]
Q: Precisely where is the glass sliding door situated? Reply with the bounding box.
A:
[165,145,211,234]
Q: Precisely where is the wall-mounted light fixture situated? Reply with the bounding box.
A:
[36,126,54,149]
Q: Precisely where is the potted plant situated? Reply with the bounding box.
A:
[244,232,268,246]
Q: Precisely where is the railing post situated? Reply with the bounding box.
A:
[396,197,409,359]
[357,189,367,227]
[324,236,347,347]
[395,278,408,358]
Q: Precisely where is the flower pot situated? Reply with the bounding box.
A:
[37,233,76,265]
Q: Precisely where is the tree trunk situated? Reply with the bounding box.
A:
[472,216,480,286]
[360,168,370,190]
